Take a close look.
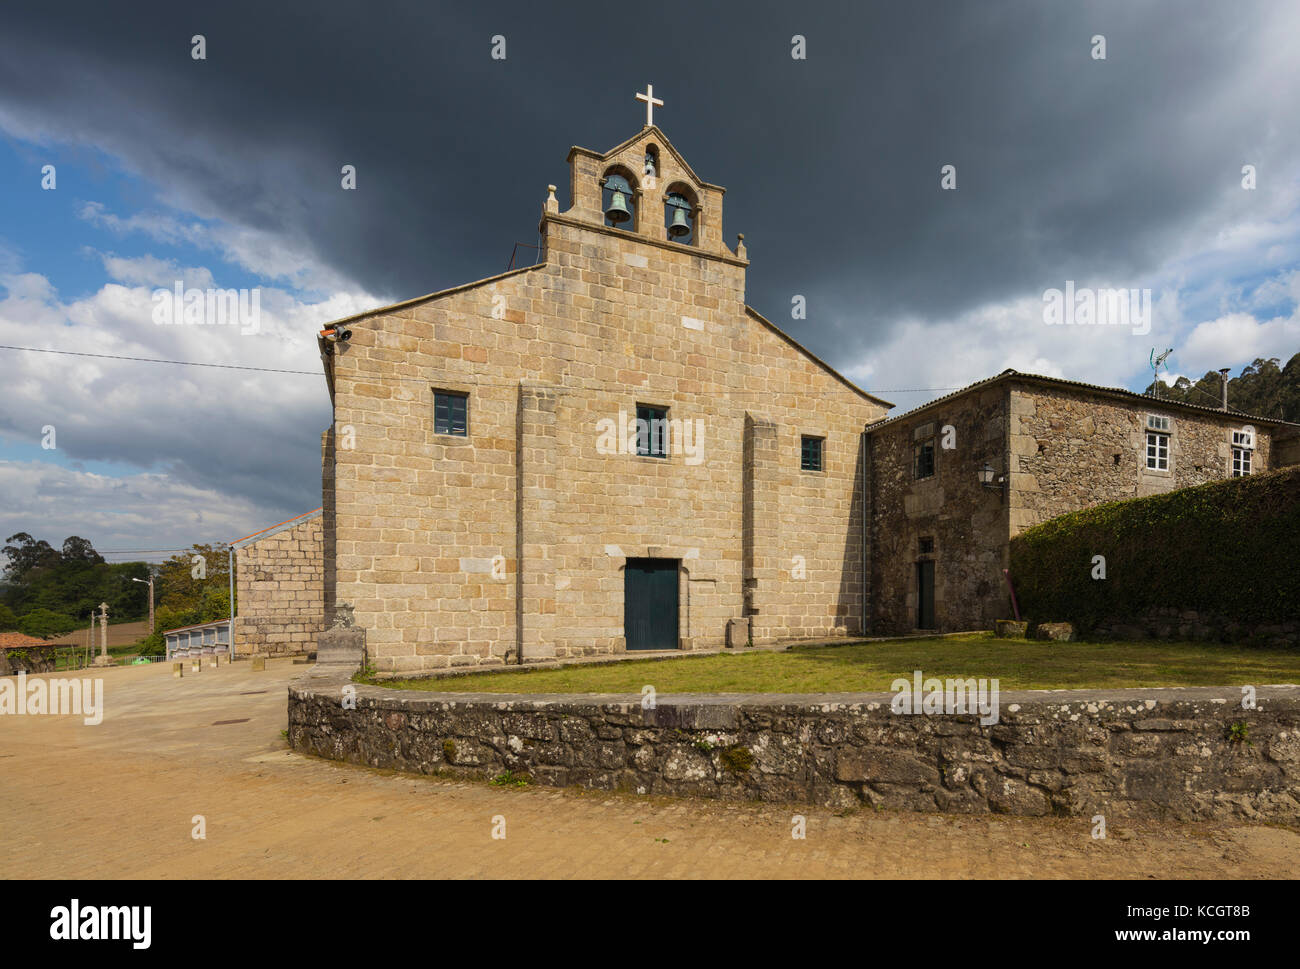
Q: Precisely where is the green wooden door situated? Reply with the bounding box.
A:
[624,558,679,650]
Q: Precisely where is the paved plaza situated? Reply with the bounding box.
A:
[2,660,1297,878]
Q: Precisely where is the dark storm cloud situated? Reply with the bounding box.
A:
[4,0,1291,367]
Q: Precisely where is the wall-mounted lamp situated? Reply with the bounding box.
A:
[979,462,1007,499]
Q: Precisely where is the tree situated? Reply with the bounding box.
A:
[2,533,59,583]
[155,544,232,613]
[60,536,104,565]
[1143,353,1300,422]
[17,608,80,639]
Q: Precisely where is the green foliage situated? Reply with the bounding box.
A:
[1225,721,1252,746]
[1142,354,1300,422]
[490,770,530,787]
[1,533,151,627]
[0,603,17,630]
[1009,466,1300,633]
[17,608,80,639]
[154,544,231,613]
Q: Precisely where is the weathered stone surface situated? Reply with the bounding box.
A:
[288,666,1300,822]
[317,626,364,666]
[1034,622,1076,642]
[995,620,1028,638]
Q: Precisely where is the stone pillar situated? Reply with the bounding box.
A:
[95,602,112,666]
[742,414,780,643]
[516,382,558,662]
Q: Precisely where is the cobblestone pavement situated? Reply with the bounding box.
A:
[2,660,1296,878]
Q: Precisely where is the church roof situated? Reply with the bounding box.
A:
[865,368,1299,431]
[744,307,893,408]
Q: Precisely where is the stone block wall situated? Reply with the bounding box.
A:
[1010,384,1276,535]
[290,666,1300,822]
[867,385,1009,634]
[235,513,325,656]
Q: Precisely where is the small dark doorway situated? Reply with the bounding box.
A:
[916,560,936,629]
[624,558,679,650]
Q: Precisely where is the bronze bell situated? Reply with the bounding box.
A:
[605,189,631,224]
[667,204,691,238]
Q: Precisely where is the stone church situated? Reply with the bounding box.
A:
[313,107,1299,674]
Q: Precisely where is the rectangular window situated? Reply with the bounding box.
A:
[636,404,669,458]
[1232,447,1252,476]
[1145,432,1168,470]
[434,391,468,436]
[1147,414,1170,432]
[918,537,935,555]
[914,439,936,479]
[1232,431,1253,477]
[800,435,824,472]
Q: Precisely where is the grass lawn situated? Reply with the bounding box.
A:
[378,632,1300,694]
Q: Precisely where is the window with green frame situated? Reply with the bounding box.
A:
[434,391,468,436]
[800,435,824,471]
[636,404,668,458]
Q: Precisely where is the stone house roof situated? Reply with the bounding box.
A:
[865,368,1300,433]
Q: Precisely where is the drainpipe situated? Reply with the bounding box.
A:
[228,543,236,660]
[860,427,872,637]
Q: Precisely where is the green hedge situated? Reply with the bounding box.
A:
[1009,465,1300,632]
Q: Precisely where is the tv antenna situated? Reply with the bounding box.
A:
[1150,347,1173,399]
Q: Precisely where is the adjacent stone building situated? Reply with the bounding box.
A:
[233,509,325,656]
[865,370,1297,634]
[311,121,1299,671]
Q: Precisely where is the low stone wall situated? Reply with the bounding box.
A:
[289,665,1300,821]
[0,645,57,675]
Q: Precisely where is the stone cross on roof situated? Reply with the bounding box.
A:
[635,84,663,127]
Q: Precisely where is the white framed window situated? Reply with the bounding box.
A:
[1232,430,1253,477]
[1146,414,1171,432]
[1146,432,1168,470]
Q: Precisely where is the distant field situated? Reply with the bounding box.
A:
[43,618,152,650]
[377,632,1300,694]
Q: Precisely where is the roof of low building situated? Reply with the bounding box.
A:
[865,368,1299,432]
[0,631,52,650]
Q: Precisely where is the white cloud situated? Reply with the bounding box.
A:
[1181,309,1300,372]
[0,460,272,555]
[0,260,382,545]
[78,201,372,296]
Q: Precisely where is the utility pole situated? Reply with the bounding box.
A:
[132,574,156,633]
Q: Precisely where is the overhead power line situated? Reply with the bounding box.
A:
[0,342,963,395]
[0,344,318,375]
